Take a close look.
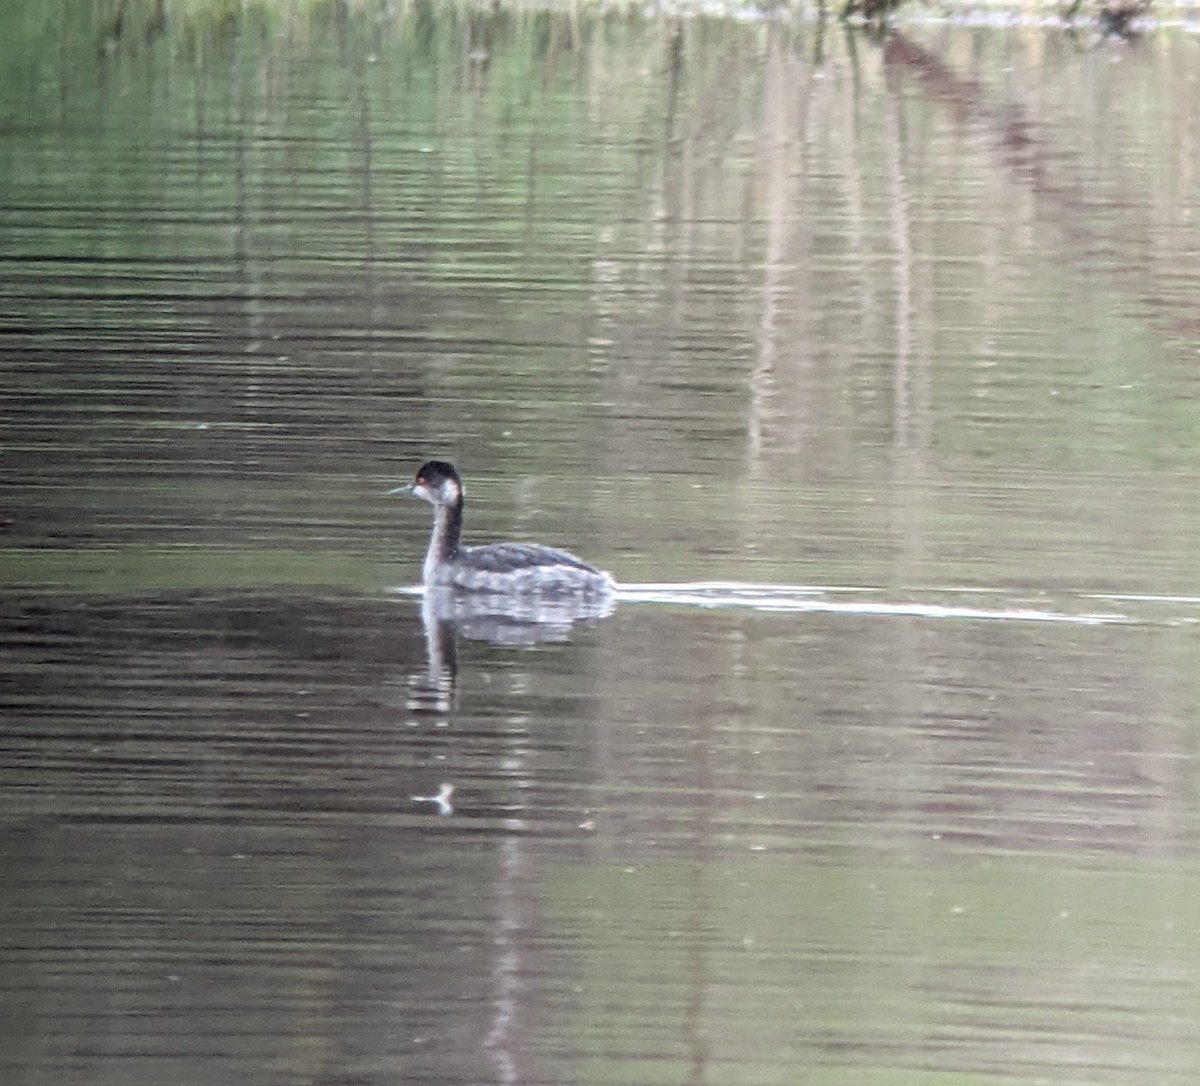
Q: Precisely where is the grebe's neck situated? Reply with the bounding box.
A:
[424,495,464,585]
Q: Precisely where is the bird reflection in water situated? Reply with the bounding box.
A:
[419,585,615,685]
[403,587,614,817]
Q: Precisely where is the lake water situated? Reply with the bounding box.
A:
[4,3,1200,1083]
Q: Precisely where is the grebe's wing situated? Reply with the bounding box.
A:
[464,542,602,574]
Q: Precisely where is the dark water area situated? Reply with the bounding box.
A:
[4,3,1200,1084]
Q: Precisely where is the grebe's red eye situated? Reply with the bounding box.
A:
[417,475,426,484]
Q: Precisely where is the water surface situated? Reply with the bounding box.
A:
[4,4,1200,1084]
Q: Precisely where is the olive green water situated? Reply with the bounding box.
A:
[4,3,1200,1084]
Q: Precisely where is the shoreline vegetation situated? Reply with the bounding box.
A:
[6,0,1200,38]
[0,0,1193,86]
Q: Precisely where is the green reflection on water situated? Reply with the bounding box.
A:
[542,857,1200,1082]
[0,546,394,593]
[4,0,1200,597]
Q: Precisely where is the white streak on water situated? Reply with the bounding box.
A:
[393,581,1134,625]
[613,582,1130,625]
[1086,593,1200,604]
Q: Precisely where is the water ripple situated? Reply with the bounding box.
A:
[615,582,1133,625]
[396,581,1137,625]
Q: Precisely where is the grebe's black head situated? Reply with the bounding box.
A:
[392,460,462,507]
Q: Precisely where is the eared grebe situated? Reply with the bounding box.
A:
[394,460,615,595]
